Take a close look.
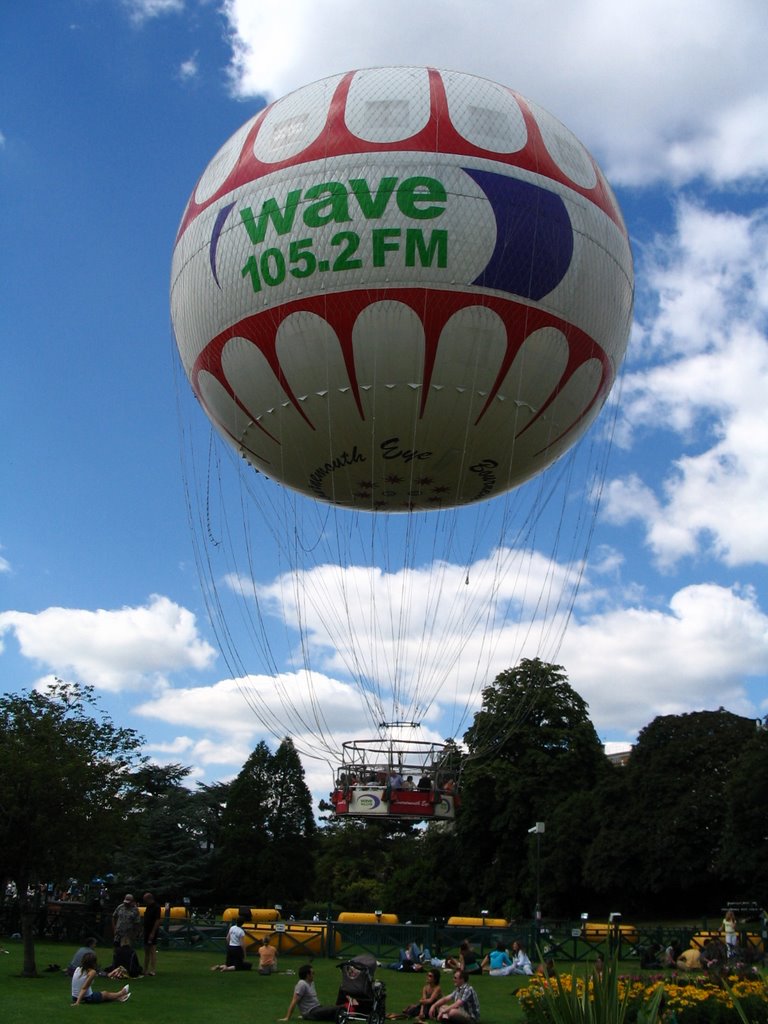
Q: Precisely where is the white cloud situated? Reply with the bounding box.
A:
[143,735,196,756]
[561,582,767,740]
[226,542,586,734]
[124,0,184,25]
[605,203,768,567]
[133,670,374,756]
[220,0,768,186]
[178,53,199,82]
[0,595,216,691]
[130,575,767,793]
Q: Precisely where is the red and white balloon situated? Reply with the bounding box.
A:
[171,66,633,510]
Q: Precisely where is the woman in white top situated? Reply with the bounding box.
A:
[71,952,131,1005]
[722,910,738,956]
[210,917,253,971]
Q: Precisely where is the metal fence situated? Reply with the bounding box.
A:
[1,901,763,965]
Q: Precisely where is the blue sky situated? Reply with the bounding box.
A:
[2,0,767,802]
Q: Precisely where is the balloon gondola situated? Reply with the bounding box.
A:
[170,67,633,808]
[327,737,461,821]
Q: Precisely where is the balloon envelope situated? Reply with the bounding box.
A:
[171,66,633,511]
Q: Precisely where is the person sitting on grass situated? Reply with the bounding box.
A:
[210,917,253,971]
[106,937,142,979]
[71,952,131,1005]
[68,937,98,976]
[402,967,443,1020]
[676,947,701,971]
[481,942,512,976]
[445,941,480,976]
[509,941,533,975]
[429,969,480,1023]
[258,936,278,974]
[280,963,340,1021]
[700,938,726,972]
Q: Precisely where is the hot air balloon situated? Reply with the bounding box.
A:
[171,67,633,818]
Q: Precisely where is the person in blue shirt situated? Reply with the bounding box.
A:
[482,942,512,976]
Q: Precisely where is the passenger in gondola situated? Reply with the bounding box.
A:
[403,776,415,790]
[390,770,404,789]
[418,775,432,792]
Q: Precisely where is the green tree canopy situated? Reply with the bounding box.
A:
[584,708,758,913]
[214,737,315,907]
[717,718,768,898]
[457,658,608,917]
[111,763,217,904]
[0,682,145,976]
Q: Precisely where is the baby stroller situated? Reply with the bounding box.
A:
[336,954,387,1024]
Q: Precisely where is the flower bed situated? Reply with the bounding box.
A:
[517,971,768,1024]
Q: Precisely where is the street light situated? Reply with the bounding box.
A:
[528,822,545,923]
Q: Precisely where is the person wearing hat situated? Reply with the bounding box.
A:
[112,894,140,948]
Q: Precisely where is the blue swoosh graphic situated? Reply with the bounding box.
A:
[464,168,573,300]
[209,202,236,289]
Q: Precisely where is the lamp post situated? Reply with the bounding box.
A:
[528,822,545,925]
[609,911,622,956]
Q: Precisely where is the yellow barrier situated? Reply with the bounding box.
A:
[337,912,399,925]
[139,905,187,920]
[242,923,338,956]
[447,916,507,928]
[692,931,764,953]
[582,923,638,944]
[222,907,281,923]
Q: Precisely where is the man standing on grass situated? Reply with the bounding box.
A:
[112,894,140,948]
[142,893,162,976]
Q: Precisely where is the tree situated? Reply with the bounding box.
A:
[379,825,456,920]
[214,741,273,902]
[584,708,758,913]
[264,737,316,905]
[213,738,315,907]
[715,718,768,900]
[111,763,216,904]
[457,659,609,917]
[0,683,145,977]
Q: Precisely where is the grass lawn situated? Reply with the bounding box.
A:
[0,942,533,1024]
